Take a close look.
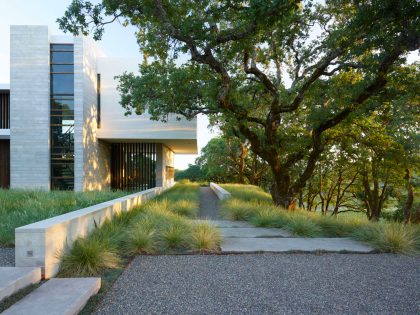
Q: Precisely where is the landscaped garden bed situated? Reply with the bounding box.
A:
[0,189,127,247]
[219,184,420,255]
[54,182,220,313]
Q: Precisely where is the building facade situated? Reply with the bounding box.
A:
[0,25,197,191]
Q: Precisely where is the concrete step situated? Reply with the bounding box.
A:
[221,237,375,253]
[221,227,291,238]
[0,267,41,302]
[195,220,255,228]
[2,278,101,315]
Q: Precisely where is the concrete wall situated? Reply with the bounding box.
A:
[10,26,50,189]
[15,186,171,278]
[74,37,110,191]
[156,144,174,188]
[96,57,197,154]
[210,182,232,200]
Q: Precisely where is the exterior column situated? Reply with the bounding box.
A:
[10,26,50,189]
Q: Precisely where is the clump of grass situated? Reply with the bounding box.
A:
[220,198,255,220]
[220,184,272,203]
[171,199,198,217]
[160,222,191,249]
[190,223,221,252]
[251,206,282,227]
[285,215,322,237]
[60,238,121,277]
[353,223,419,254]
[124,218,158,255]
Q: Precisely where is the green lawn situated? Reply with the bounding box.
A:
[0,189,127,247]
[220,184,420,254]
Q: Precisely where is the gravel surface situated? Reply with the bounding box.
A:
[199,187,220,219]
[0,247,14,267]
[95,254,420,315]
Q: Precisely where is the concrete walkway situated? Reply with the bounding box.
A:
[95,254,420,315]
[198,187,220,219]
[197,188,374,253]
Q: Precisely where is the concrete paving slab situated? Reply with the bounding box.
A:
[0,267,41,302]
[221,227,291,238]
[221,237,375,253]
[196,220,255,228]
[2,277,101,315]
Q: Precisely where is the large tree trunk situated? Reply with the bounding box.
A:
[238,143,246,184]
[403,168,414,224]
[270,169,297,210]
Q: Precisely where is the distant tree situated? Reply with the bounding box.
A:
[175,164,204,182]
[59,0,420,209]
[196,136,270,185]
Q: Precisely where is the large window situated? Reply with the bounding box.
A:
[50,44,74,190]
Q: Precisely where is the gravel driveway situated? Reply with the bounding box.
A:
[0,247,14,267]
[95,254,420,315]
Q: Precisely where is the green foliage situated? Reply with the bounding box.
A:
[221,184,420,253]
[59,0,419,209]
[190,223,221,252]
[0,189,126,246]
[285,215,323,237]
[59,238,121,277]
[160,222,191,250]
[175,165,205,182]
[352,223,419,254]
[59,183,220,276]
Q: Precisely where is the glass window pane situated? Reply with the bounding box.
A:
[51,99,74,115]
[51,44,74,51]
[51,51,73,64]
[52,163,74,177]
[51,115,74,125]
[51,177,74,190]
[51,125,74,148]
[51,74,74,95]
[51,65,74,73]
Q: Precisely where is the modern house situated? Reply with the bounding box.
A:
[0,25,197,191]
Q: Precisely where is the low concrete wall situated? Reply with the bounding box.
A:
[15,186,169,278]
[210,183,231,200]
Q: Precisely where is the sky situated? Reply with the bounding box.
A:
[0,0,217,169]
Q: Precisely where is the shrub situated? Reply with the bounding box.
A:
[190,223,221,252]
[60,238,121,277]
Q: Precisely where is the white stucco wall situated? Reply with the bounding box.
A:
[96,57,197,154]
[74,37,110,191]
[10,26,50,189]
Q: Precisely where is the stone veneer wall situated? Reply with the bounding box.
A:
[156,144,174,188]
[10,26,50,189]
[74,37,110,191]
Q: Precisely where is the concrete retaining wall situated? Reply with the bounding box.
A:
[15,186,169,278]
[210,183,231,200]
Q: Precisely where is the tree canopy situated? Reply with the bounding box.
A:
[58,0,420,211]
